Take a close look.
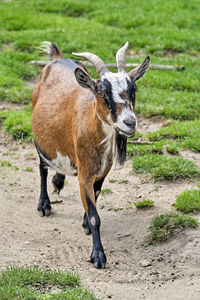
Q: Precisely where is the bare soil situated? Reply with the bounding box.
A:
[0,117,200,300]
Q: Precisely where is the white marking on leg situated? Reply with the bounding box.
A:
[90,216,96,227]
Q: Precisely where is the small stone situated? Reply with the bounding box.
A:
[140,260,152,267]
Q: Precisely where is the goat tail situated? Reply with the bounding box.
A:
[36,41,63,60]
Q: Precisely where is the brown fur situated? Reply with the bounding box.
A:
[32,59,114,214]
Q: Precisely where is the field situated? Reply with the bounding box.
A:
[0,0,200,299]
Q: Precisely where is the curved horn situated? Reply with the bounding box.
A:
[72,52,108,76]
[116,42,129,72]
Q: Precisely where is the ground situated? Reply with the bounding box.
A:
[0,117,200,300]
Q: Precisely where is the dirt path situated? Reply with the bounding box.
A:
[0,118,200,300]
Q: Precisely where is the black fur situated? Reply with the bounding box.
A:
[126,78,137,105]
[52,172,65,194]
[96,78,117,119]
[86,194,106,269]
[37,157,51,216]
[115,132,127,167]
[83,176,106,236]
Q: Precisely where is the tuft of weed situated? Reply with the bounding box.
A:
[0,160,12,167]
[166,143,179,154]
[118,179,128,184]
[127,141,163,156]
[174,189,200,213]
[149,213,198,245]
[132,154,199,181]
[109,178,117,183]
[134,199,155,208]
[24,167,33,172]
[101,188,112,196]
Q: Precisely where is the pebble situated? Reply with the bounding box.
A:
[140,260,152,267]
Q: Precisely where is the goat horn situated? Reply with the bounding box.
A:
[116,42,129,72]
[72,52,108,76]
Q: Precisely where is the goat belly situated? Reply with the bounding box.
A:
[40,150,77,176]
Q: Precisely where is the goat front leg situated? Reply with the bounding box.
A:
[37,157,51,217]
[82,176,106,236]
[79,175,106,269]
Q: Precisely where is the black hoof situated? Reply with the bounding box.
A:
[90,249,106,269]
[52,173,65,194]
[82,214,92,235]
[37,199,51,217]
[38,207,51,217]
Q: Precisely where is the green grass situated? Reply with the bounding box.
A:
[132,154,199,181]
[0,160,12,167]
[0,105,33,141]
[118,179,129,184]
[149,213,198,245]
[0,0,199,191]
[101,188,112,196]
[134,199,155,208]
[175,189,200,213]
[0,266,97,300]
[127,141,164,156]
[0,0,199,145]
[108,178,117,183]
[147,120,200,152]
[24,167,33,172]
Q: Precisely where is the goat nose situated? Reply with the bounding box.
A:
[123,117,136,128]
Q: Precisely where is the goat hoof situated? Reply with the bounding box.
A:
[38,208,51,217]
[45,208,51,216]
[90,249,106,269]
[39,209,45,217]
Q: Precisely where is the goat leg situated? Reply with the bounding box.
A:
[37,157,51,217]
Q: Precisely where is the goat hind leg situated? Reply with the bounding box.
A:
[52,172,65,194]
[37,157,51,217]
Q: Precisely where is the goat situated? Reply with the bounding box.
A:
[32,41,150,269]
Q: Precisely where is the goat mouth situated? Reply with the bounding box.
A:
[116,127,136,138]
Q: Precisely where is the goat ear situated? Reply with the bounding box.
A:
[129,56,150,82]
[74,68,96,91]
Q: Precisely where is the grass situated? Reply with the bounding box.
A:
[147,120,200,152]
[174,189,200,213]
[127,141,164,156]
[0,105,33,141]
[118,179,129,184]
[0,266,98,300]
[108,178,117,183]
[132,154,199,181]
[149,213,198,245]
[0,0,199,169]
[101,188,112,196]
[0,160,12,167]
[134,199,155,208]
[24,167,33,172]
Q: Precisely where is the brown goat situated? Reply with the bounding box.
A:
[32,41,150,268]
